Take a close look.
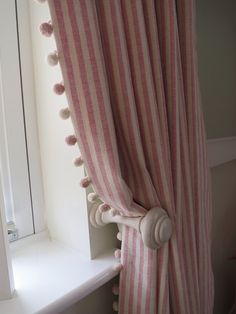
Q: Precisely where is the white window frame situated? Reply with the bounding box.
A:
[0,0,45,239]
[0,0,46,300]
[16,0,46,234]
[0,176,14,300]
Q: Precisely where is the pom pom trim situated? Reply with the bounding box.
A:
[109,208,118,217]
[40,22,53,37]
[65,135,77,146]
[80,176,91,188]
[59,108,70,120]
[98,203,110,213]
[112,301,118,312]
[117,232,122,241]
[87,193,99,203]
[73,156,84,167]
[112,284,119,296]
[47,51,59,66]
[114,249,121,259]
[113,262,123,272]
[53,83,65,95]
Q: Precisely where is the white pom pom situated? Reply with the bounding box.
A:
[109,208,118,217]
[117,232,122,241]
[113,262,123,272]
[80,176,91,188]
[87,193,99,203]
[112,301,119,312]
[73,156,84,167]
[114,249,121,259]
[47,51,59,66]
[112,284,119,296]
[98,203,110,213]
[59,108,70,120]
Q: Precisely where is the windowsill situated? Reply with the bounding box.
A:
[0,232,118,314]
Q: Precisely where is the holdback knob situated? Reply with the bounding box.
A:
[89,203,172,250]
[139,207,172,250]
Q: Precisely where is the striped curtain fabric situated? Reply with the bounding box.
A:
[48,0,214,313]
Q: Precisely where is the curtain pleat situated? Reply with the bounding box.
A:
[48,0,214,313]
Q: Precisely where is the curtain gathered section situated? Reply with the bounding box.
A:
[48,0,214,313]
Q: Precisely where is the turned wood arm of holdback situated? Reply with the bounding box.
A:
[89,204,172,250]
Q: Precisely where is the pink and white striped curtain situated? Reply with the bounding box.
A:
[47,0,214,312]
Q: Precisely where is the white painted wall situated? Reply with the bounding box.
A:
[29,1,91,256]
[29,0,118,260]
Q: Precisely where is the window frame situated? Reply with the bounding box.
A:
[0,0,46,239]
[16,0,46,234]
[0,176,14,300]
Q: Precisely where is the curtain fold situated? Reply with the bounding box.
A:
[48,0,213,313]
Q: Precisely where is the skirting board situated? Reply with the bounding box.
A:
[207,137,236,168]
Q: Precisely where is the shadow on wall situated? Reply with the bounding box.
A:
[60,277,118,314]
[211,160,236,314]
